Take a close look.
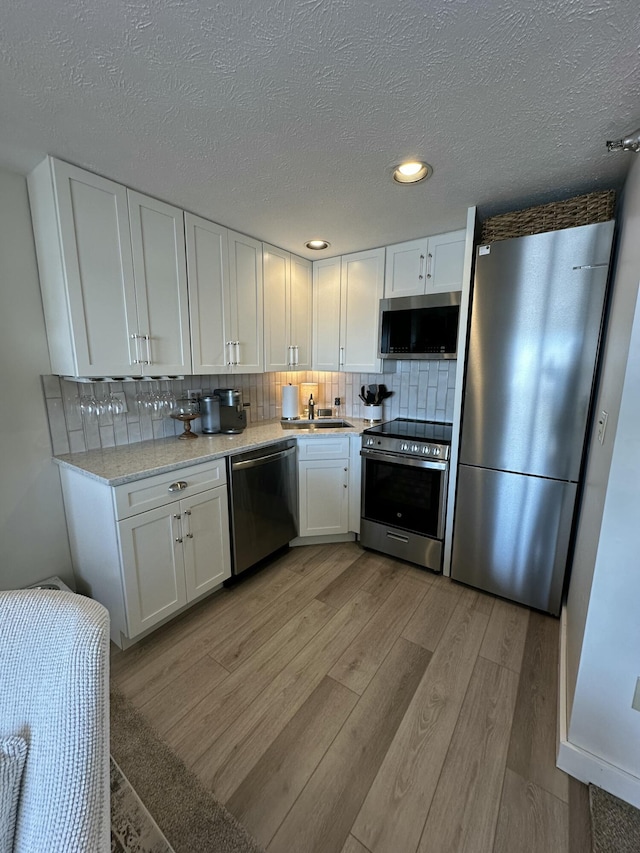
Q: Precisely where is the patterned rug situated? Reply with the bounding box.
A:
[590,785,640,853]
[111,758,173,852]
[109,686,264,853]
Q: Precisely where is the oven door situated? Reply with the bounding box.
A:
[360,448,448,540]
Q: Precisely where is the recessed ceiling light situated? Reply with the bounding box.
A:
[305,239,330,250]
[392,160,432,184]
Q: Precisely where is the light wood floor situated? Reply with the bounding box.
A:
[111,542,590,853]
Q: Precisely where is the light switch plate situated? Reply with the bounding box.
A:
[597,410,608,444]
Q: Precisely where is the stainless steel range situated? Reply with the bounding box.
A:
[360,418,452,572]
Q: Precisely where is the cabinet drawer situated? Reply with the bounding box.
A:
[297,436,351,460]
[114,460,227,519]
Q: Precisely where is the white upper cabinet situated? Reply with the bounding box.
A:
[313,249,385,373]
[185,213,230,373]
[186,218,264,374]
[127,191,191,375]
[29,157,138,376]
[340,248,385,372]
[384,229,466,298]
[263,245,312,371]
[28,157,190,377]
[29,154,465,381]
[289,253,313,370]
[312,257,342,371]
[313,248,385,372]
[227,230,264,373]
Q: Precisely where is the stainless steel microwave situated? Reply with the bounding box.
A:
[378,292,461,360]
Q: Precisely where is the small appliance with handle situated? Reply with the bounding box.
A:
[214,388,247,434]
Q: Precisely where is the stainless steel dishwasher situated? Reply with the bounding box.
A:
[227,440,298,576]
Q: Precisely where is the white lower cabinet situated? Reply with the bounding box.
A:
[297,437,350,538]
[118,487,230,638]
[118,504,187,637]
[60,460,230,647]
[299,459,350,536]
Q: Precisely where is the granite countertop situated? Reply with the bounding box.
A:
[53,418,373,486]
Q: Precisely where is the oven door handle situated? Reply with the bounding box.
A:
[360,447,448,471]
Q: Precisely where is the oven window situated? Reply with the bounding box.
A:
[363,457,443,537]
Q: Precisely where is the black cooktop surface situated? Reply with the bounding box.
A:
[363,418,453,444]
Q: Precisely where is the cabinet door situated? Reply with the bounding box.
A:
[118,505,187,638]
[384,238,429,298]
[263,244,291,372]
[185,213,231,373]
[181,488,231,599]
[312,257,342,371]
[37,158,139,376]
[290,254,312,370]
[298,459,349,536]
[228,230,264,372]
[427,229,466,293]
[128,191,191,375]
[340,248,385,372]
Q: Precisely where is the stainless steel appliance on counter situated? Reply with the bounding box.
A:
[451,220,615,615]
[227,440,298,577]
[360,419,452,571]
[199,394,221,434]
[214,388,247,434]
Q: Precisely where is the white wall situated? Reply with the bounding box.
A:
[562,155,640,803]
[566,158,640,717]
[0,167,72,588]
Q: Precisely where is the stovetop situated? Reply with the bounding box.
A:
[362,418,452,460]
[363,418,452,442]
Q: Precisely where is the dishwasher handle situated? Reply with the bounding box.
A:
[231,445,296,472]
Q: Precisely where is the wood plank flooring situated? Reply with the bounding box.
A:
[111,542,585,853]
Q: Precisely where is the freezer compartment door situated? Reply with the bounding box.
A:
[460,222,613,480]
[451,464,577,615]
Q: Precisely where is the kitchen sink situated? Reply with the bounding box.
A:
[280,419,353,430]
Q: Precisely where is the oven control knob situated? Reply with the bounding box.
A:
[411,444,419,453]
[366,437,374,447]
[400,442,408,451]
[423,445,431,455]
[433,447,441,456]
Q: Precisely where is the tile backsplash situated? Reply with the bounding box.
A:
[42,361,457,455]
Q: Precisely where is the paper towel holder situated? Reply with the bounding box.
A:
[281,383,300,420]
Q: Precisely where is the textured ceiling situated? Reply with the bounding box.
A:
[0,0,638,258]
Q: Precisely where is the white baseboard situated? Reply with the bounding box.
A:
[289,533,356,547]
[558,604,640,809]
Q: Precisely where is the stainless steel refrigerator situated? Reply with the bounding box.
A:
[451,220,615,615]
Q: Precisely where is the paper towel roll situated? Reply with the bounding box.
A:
[281,384,300,419]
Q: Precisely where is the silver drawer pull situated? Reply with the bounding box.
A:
[168,481,188,492]
[386,531,409,543]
